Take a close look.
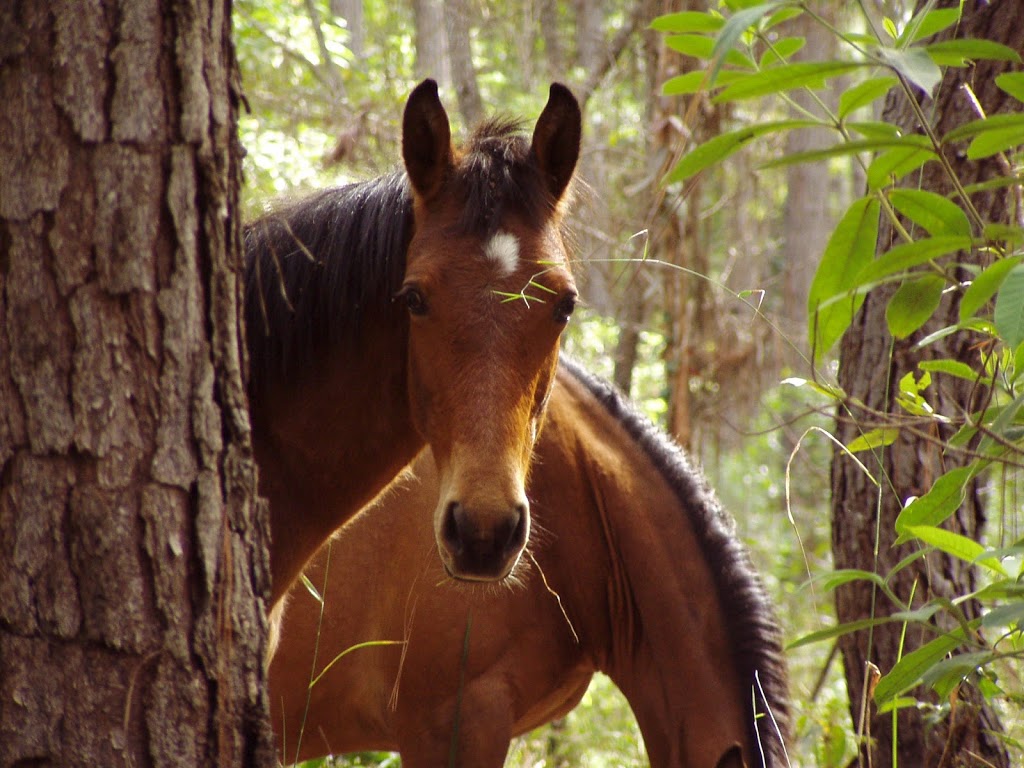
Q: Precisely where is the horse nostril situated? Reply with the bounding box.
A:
[442,501,463,555]
[505,503,528,550]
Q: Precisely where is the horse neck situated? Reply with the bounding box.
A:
[254,323,423,603]
[550,372,756,768]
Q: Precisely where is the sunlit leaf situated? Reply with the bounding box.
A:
[666,120,816,182]
[846,427,900,453]
[650,10,725,33]
[925,38,1022,66]
[904,525,1008,577]
[807,196,881,361]
[887,188,972,237]
[918,358,981,382]
[759,36,806,68]
[967,127,1024,159]
[856,235,973,286]
[897,7,961,46]
[709,1,787,83]
[866,137,937,189]
[995,72,1024,102]
[838,75,899,119]
[714,60,863,101]
[894,465,977,536]
[878,47,942,93]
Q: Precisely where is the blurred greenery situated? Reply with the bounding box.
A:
[237,0,1023,766]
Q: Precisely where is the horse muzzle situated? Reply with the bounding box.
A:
[437,498,530,582]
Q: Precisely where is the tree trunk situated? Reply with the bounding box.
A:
[444,0,483,127]
[831,3,1021,766]
[0,2,273,765]
[412,0,449,87]
[330,0,365,60]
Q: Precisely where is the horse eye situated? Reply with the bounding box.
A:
[396,285,428,316]
[554,292,578,324]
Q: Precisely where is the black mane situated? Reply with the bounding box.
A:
[559,356,792,765]
[243,120,565,399]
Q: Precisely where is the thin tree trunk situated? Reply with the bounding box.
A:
[412,0,449,86]
[444,0,483,127]
[331,0,364,60]
[0,1,272,765]
[831,3,1020,765]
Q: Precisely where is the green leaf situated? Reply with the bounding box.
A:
[981,601,1024,629]
[661,69,747,95]
[666,34,755,68]
[848,120,903,140]
[759,36,806,68]
[925,38,1023,66]
[921,651,994,698]
[838,75,898,119]
[904,525,1008,577]
[759,136,921,170]
[886,275,946,339]
[856,235,973,286]
[894,465,977,536]
[878,47,942,94]
[887,189,971,237]
[943,112,1024,143]
[897,7,961,45]
[918,358,980,382]
[995,72,1024,102]
[666,120,816,182]
[994,264,1024,349]
[874,630,966,704]
[667,128,756,183]
[867,140,936,189]
[662,71,711,95]
[810,568,890,593]
[709,2,787,84]
[788,616,893,650]
[650,11,725,33]
[807,196,881,360]
[959,256,1023,322]
[846,427,900,453]
[967,127,1024,159]
[713,60,863,101]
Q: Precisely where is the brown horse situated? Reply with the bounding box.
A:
[269,359,791,768]
[245,80,582,600]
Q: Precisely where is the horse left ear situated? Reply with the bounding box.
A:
[531,83,581,203]
[403,79,453,202]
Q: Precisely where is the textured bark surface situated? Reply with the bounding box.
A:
[831,2,1022,766]
[0,2,273,766]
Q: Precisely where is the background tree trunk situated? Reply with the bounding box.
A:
[444,0,483,127]
[831,2,1021,765]
[0,2,273,765]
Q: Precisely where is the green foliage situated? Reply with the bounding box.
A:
[652,0,1024,759]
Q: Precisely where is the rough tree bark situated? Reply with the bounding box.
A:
[0,2,273,765]
[831,2,1021,766]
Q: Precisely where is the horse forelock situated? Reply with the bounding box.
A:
[451,118,569,242]
[559,357,792,765]
[243,172,413,397]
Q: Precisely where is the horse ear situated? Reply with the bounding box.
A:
[530,83,581,203]
[402,79,452,202]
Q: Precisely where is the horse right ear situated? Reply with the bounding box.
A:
[530,83,582,203]
[402,79,453,202]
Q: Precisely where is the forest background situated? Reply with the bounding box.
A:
[235,0,1024,766]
